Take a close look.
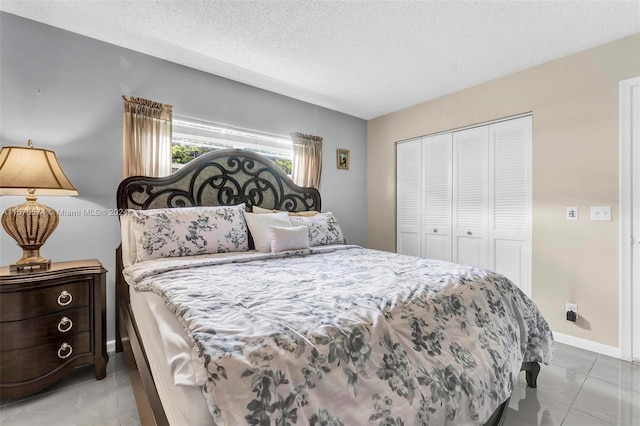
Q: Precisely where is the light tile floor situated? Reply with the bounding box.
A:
[0,352,139,426]
[1,343,638,425]
[505,342,640,425]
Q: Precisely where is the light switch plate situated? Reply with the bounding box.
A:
[566,206,578,221]
[590,206,612,221]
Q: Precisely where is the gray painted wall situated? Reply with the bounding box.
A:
[0,12,368,343]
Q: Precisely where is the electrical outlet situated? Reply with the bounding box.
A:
[566,303,578,322]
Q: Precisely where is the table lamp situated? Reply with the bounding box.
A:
[0,140,78,271]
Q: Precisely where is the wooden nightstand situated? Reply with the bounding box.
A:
[0,259,108,400]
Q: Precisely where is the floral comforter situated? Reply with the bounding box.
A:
[124,246,553,426]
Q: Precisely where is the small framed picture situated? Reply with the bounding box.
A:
[337,149,350,170]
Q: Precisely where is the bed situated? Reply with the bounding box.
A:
[115,149,553,425]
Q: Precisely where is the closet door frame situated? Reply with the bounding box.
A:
[619,76,640,362]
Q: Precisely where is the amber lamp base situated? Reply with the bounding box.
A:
[1,193,59,272]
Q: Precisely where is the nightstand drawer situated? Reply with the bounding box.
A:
[0,280,90,321]
[0,308,90,351]
[0,331,91,383]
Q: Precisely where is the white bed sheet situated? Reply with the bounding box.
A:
[130,288,214,425]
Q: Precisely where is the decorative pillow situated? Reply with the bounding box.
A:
[288,212,346,246]
[252,205,276,214]
[128,204,248,262]
[244,212,292,252]
[252,205,319,217]
[289,211,319,217]
[269,225,310,253]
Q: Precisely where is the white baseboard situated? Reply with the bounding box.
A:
[553,331,621,359]
[107,339,116,354]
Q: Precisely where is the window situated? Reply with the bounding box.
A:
[171,118,293,174]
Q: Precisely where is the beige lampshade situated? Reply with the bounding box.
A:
[0,142,78,195]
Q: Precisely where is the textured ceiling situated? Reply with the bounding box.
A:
[1,1,639,119]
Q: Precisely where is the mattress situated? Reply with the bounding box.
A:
[130,288,213,425]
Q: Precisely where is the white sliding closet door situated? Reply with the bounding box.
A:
[422,133,453,261]
[396,140,422,256]
[422,133,453,262]
[396,115,531,290]
[453,127,489,268]
[489,116,532,294]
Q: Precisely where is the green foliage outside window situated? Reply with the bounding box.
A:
[172,142,292,174]
[171,144,214,164]
[274,158,292,175]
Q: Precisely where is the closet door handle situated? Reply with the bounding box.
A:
[467,231,473,236]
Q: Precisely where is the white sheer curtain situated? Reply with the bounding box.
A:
[290,132,323,190]
[122,96,173,178]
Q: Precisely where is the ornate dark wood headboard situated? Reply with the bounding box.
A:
[116,149,321,212]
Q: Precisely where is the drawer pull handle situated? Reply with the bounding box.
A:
[57,290,73,306]
[57,342,73,359]
[467,231,473,236]
[57,317,73,333]
[433,229,438,233]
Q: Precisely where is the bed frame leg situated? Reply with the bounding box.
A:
[521,362,540,388]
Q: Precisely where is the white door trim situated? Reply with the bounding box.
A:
[619,76,640,362]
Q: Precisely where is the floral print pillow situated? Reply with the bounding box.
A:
[288,212,346,246]
[128,204,249,262]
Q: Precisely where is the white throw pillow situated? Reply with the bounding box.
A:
[244,212,292,252]
[269,225,310,253]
